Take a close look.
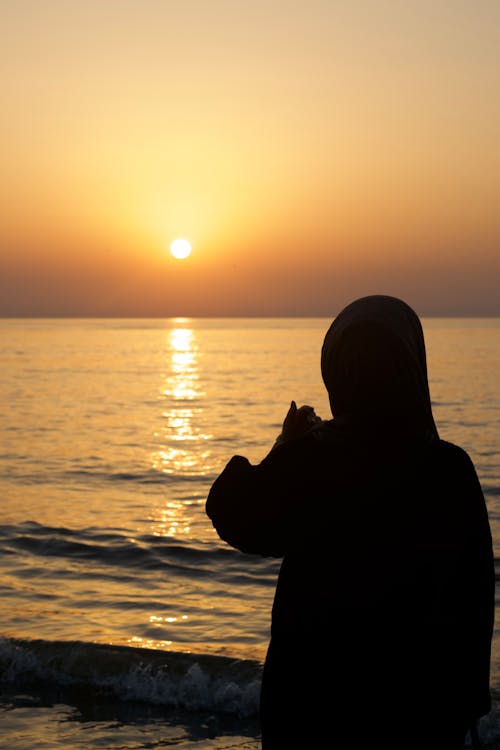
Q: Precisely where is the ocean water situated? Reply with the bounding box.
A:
[0,317,499,749]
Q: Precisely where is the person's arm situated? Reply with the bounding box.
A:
[206,402,322,556]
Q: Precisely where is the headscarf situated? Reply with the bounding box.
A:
[321,295,438,439]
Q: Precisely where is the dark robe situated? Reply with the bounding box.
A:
[206,296,494,749]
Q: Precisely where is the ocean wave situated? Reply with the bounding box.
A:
[0,522,280,582]
[1,637,500,747]
[0,637,262,717]
[4,466,218,486]
[67,468,216,484]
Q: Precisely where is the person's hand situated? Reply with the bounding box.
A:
[280,400,322,442]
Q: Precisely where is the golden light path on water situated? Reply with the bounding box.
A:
[133,322,215,650]
[155,324,213,467]
[151,322,214,527]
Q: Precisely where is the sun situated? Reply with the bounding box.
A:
[170,238,192,259]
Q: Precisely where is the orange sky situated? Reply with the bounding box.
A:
[1,0,499,316]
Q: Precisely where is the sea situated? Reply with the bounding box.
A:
[0,317,499,749]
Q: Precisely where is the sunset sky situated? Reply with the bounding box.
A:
[1,0,499,316]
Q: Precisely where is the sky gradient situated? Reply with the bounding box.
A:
[2,0,500,316]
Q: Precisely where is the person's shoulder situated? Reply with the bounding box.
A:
[433,438,479,475]
[436,438,473,462]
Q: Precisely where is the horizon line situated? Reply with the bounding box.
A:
[1,313,500,320]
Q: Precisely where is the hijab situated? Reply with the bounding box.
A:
[321,295,438,439]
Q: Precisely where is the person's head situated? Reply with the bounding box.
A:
[321,295,437,437]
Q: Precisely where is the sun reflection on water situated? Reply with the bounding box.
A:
[151,326,212,478]
[127,635,173,649]
[149,324,213,539]
[153,499,192,537]
[166,329,200,402]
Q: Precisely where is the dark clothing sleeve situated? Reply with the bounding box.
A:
[206,434,315,557]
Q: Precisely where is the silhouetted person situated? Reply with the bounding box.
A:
[206,295,494,749]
